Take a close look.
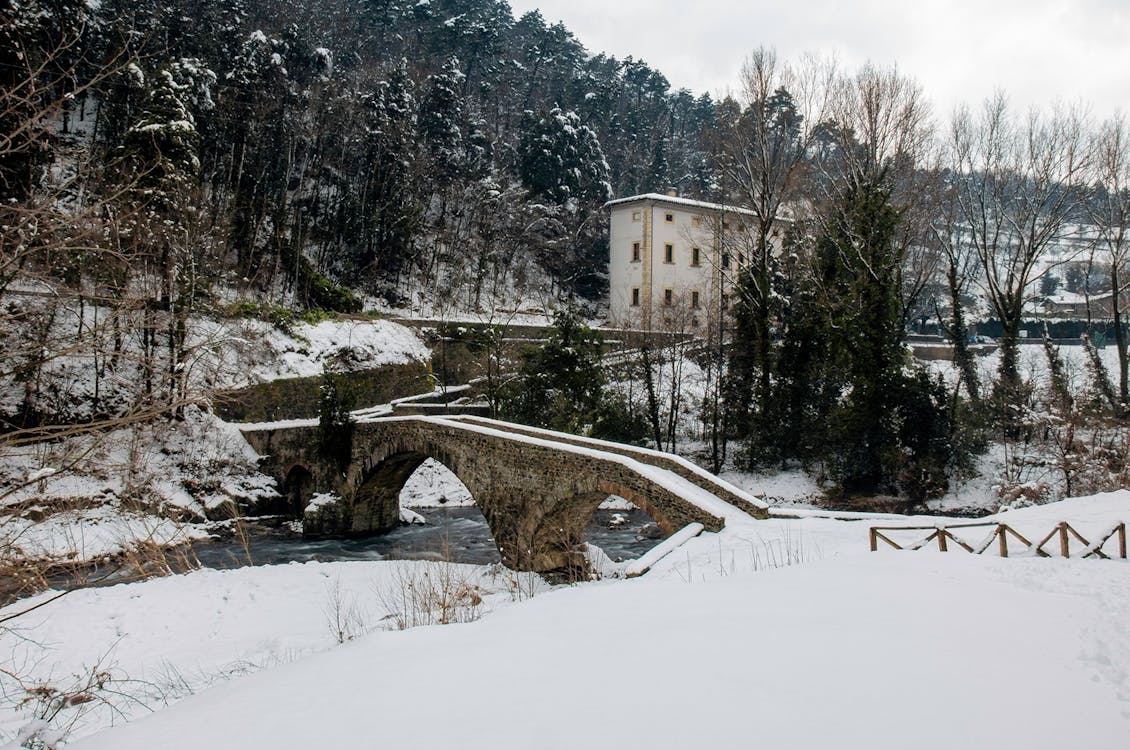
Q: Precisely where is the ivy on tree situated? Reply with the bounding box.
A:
[318,367,356,474]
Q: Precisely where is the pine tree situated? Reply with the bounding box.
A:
[418,56,466,181]
[518,107,611,205]
[502,309,606,433]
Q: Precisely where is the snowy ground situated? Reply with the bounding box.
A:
[0,408,273,568]
[225,317,430,386]
[1,491,1126,749]
[920,338,1124,397]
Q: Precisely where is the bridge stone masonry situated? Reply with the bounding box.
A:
[240,416,768,576]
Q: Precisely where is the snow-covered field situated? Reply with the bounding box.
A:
[2,491,1126,749]
[921,338,1124,397]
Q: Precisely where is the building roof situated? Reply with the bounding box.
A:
[1045,291,1115,305]
[604,192,757,218]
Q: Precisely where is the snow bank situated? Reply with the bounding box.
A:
[0,408,276,563]
[61,551,1130,750]
[2,507,212,563]
[237,318,430,385]
[0,294,429,424]
[0,560,548,745]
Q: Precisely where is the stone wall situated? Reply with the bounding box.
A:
[215,362,432,422]
[398,318,692,386]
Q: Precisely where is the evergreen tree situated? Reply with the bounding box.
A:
[502,309,606,433]
[518,107,612,206]
[122,64,201,224]
[418,56,466,181]
[764,182,961,501]
[347,61,423,288]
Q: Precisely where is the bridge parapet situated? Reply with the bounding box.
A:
[444,416,771,519]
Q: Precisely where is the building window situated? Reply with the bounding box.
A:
[691,247,701,267]
[691,316,699,328]
[631,287,640,307]
[663,288,674,307]
[632,210,641,222]
[691,216,702,228]
[738,222,746,232]
[631,241,641,262]
[664,212,675,224]
[664,243,674,264]
[722,252,731,270]
[738,253,745,267]
[691,290,700,309]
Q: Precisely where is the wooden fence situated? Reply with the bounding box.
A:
[869,521,1127,559]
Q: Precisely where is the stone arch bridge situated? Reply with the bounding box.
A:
[240,416,768,574]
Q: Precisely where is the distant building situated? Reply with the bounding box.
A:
[1041,290,1128,319]
[606,192,766,331]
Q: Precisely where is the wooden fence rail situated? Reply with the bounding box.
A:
[869,521,1127,559]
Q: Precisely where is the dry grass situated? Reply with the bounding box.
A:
[373,561,487,631]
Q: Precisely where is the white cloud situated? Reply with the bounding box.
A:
[508,0,1129,120]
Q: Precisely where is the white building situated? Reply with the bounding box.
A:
[606,192,758,331]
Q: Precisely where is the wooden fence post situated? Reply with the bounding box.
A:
[1119,523,1127,560]
[1058,522,1070,558]
[870,527,877,552]
[937,529,948,552]
[997,526,1008,558]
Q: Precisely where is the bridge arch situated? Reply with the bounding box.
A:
[348,439,667,576]
[349,436,485,537]
[281,463,315,517]
[350,447,479,535]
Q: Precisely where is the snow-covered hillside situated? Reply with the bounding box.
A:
[0,317,432,568]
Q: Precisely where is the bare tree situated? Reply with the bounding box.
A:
[949,94,1091,403]
[1087,113,1130,411]
[930,161,985,403]
[810,62,938,342]
[613,291,699,453]
[811,61,938,302]
[717,48,834,442]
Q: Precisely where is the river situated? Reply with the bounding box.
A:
[190,507,664,570]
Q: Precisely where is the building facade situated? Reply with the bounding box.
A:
[606,192,757,331]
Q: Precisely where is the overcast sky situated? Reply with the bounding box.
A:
[506,0,1129,121]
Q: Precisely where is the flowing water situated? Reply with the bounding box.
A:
[190,507,664,570]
